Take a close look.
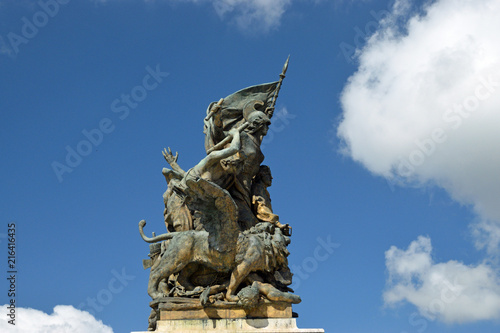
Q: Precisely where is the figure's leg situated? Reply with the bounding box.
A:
[158,278,169,296]
[227,236,262,301]
[148,235,194,299]
[177,263,199,291]
[252,281,301,304]
[226,260,253,302]
[147,277,161,299]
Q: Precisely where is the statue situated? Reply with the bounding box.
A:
[252,165,291,236]
[138,57,299,332]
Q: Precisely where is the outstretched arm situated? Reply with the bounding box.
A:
[162,147,186,176]
[197,127,241,172]
[209,127,241,161]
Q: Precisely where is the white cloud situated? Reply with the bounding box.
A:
[337,0,500,323]
[94,0,292,32]
[384,236,500,323]
[337,0,500,254]
[210,0,291,32]
[0,305,113,333]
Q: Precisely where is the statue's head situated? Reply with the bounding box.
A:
[255,165,272,187]
[243,100,271,136]
[237,285,260,309]
[246,111,271,136]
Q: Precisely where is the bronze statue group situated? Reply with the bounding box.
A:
[139,59,299,331]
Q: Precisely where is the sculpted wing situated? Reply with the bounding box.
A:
[184,177,240,253]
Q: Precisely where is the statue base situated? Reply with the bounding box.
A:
[131,318,324,332]
[132,298,324,332]
[158,299,293,320]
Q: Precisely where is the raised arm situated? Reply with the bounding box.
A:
[162,147,186,176]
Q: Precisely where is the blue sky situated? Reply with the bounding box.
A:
[1,0,500,332]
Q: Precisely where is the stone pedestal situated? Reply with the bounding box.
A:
[131,317,324,332]
[159,300,293,320]
[132,299,324,332]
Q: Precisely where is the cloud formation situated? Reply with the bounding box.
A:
[0,305,113,333]
[384,236,500,323]
[209,0,291,32]
[337,0,500,324]
[337,0,500,254]
[113,0,291,32]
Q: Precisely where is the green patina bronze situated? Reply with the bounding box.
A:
[138,57,298,331]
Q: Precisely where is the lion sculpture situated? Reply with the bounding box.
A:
[139,176,300,304]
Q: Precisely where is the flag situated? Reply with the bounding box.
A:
[204,81,278,152]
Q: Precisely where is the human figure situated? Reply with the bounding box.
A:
[251,165,291,236]
[161,149,190,232]
[161,128,242,232]
[228,110,272,230]
[180,126,242,188]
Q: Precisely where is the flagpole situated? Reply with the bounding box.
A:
[206,56,290,154]
[266,55,290,119]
